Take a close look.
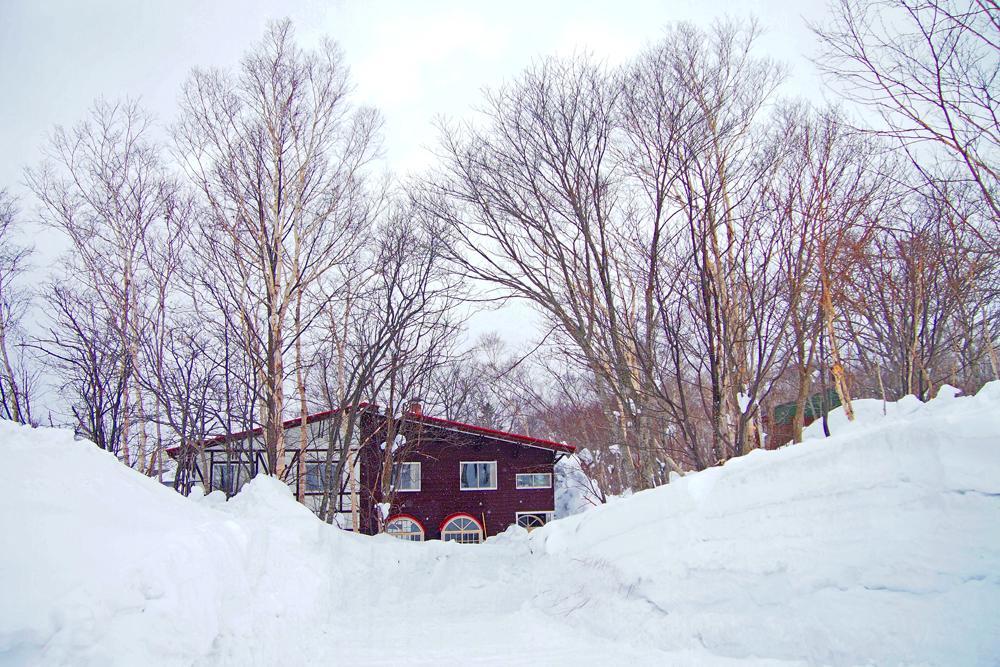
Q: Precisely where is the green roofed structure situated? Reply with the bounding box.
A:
[772,388,842,426]
[765,388,842,448]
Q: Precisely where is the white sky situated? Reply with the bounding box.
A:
[0,0,834,349]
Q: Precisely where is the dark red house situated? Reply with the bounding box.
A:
[173,402,575,544]
[358,403,575,543]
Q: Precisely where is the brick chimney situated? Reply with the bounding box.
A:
[406,398,423,417]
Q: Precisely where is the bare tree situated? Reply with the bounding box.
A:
[813,0,1000,224]
[26,99,183,465]
[175,19,381,478]
[310,204,464,524]
[138,314,222,489]
[422,20,797,487]
[134,198,196,478]
[425,333,540,432]
[420,51,673,485]
[0,190,37,424]
[625,20,788,462]
[846,179,1000,400]
[36,284,129,453]
[773,106,892,433]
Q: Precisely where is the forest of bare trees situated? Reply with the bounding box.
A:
[420,11,997,489]
[0,3,996,504]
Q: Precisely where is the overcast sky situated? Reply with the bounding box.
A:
[0,0,834,351]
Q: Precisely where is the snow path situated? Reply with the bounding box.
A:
[2,383,999,665]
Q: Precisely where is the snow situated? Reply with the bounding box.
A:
[2,383,1000,665]
[379,433,406,453]
[554,454,601,517]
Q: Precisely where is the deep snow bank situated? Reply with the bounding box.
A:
[529,382,1000,664]
[2,383,999,666]
[0,423,684,666]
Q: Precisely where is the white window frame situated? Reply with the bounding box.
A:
[515,511,554,531]
[392,461,421,492]
[384,516,425,542]
[441,514,484,544]
[515,472,552,489]
[459,461,498,491]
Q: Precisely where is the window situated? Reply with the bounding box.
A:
[515,472,552,489]
[460,461,497,490]
[385,516,425,542]
[441,514,483,544]
[211,462,237,493]
[392,462,421,492]
[305,463,325,492]
[516,511,552,532]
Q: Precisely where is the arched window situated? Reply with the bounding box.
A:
[385,515,425,542]
[516,512,548,531]
[440,514,483,544]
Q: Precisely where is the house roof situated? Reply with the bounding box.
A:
[772,389,841,425]
[403,413,576,454]
[166,404,576,455]
[164,404,370,457]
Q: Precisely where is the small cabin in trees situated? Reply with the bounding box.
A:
[172,402,575,543]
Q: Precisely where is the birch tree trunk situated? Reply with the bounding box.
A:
[821,272,855,421]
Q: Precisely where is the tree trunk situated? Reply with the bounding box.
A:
[0,317,23,424]
[821,273,855,421]
[295,294,308,503]
[985,316,999,381]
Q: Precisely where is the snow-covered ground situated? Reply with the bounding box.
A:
[2,384,999,666]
